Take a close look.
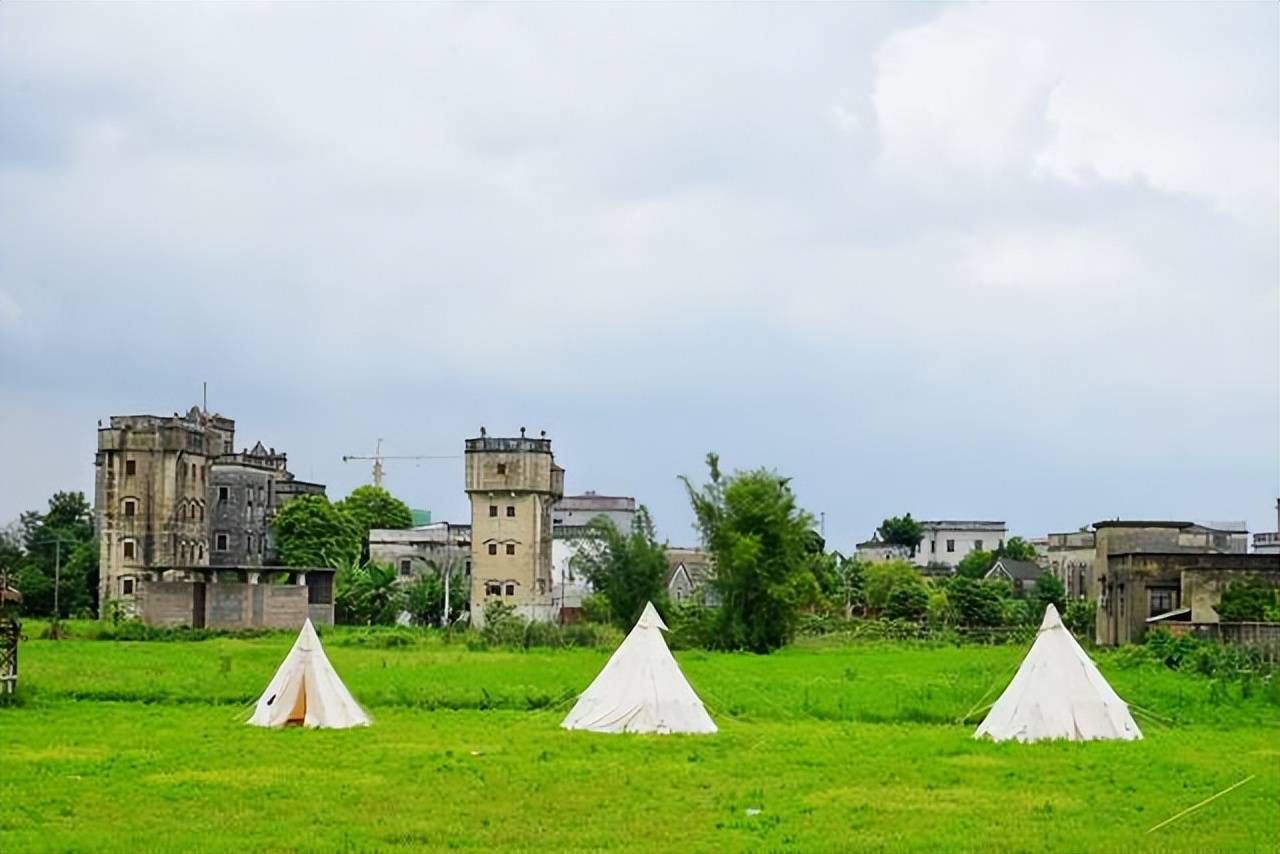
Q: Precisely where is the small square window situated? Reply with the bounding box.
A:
[124,500,136,517]
[489,505,498,517]
[975,540,984,552]
[216,533,228,551]
[125,459,136,476]
[505,543,515,555]
[122,577,135,596]
[506,506,515,517]
[488,543,498,555]
[946,539,955,553]
[400,559,412,576]
[485,581,501,596]
[218,486,229,502]
[123,540,135,559]
[496,463,507,475]
[505,583,515,596]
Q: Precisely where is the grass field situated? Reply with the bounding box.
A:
[2,624,1277,853]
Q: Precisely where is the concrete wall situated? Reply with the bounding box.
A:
[136,580,331,628]
[1182,567,1280,623]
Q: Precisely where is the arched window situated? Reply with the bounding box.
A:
[179,504,187,521]
[122,539,136,560]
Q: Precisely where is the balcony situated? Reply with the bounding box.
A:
[1252,532,1279,549]
[465,436,552,454]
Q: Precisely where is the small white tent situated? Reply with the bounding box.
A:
[248,619,370,729]
[975,603,1142,743]
[562,602,716,735]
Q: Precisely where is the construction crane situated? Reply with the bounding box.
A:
[341,439,459,489]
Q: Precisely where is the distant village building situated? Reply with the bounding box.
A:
[853,532,913,564]
[553,493,636,535]
[368,522,472,581]
[94,406,333,628]
[1249,499,1280,555]
[666,547,717,606]
[916,520,1008,570]
[984,558,1045,597]
[465,429,564,627]
[1046,530,1097,601]
[551,494,638,621]
[1093,520,1277,646]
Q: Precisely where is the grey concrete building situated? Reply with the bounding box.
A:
[1094,520,1277,646]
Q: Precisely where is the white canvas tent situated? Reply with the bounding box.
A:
[975,603,1142,743]
[248,619,370,729]
[562,602,716,735]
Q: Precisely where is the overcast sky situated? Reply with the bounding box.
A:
[1,3,1277,549]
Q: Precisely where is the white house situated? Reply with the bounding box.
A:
[917,520,1008,570]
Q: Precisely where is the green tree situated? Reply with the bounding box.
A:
[14,491,97,617]
[570,507,670,631]
[864,559,924,614]
[1032,572,1066,617]
[946,576,1005,627]
[877,514,924,556]
[1216,577,1277,622]
[335,559,403,625]
[1063,599,1097,638]
[273,495,361,568]
[681,453,816,653]
[403,560,469,627]
[883,584,928,621]
[995,536,1038,561]
[335,485,413,559]
[956,549,996,580]
[832,556,867,617]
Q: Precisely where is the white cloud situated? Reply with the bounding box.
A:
[872,3,1279,223]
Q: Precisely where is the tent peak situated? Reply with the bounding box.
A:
[1038,603,1064,632]
[636,602,668,631]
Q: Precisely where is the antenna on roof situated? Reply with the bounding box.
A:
[202,381,208,415]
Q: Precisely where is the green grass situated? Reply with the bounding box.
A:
[2,627,1277,853]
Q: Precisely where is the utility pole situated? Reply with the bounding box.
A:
[442,562,450,629]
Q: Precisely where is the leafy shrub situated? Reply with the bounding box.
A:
[1063,599,1096,638]
[666,602,718,650]
[882,585,928,621]
[1216,577,1280,622]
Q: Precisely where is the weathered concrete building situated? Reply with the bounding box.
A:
[369,522,472,581]
[553,493,636,536]
[466,429,564,626]
[1046,530,1097,600]
[1094,520,1277,646]
[853,532,912,564]
[209,442,325,567]
[95,405,331,627]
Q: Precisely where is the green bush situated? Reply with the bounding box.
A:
[666,602,718,650]
[1216,576,1280,622]
[882,585,928,621]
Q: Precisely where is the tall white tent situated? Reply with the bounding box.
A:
[975,604,1142,743]
[248,619,370,729]
[562,602,717,735]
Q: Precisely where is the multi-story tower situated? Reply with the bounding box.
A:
[209,441,325,566]
[465,428,564,626]
[95,407,234,606]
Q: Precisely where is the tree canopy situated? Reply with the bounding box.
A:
[877,514,924,555]
[10,491,98,617]
[955,549,996,579]
[996,536,1039,562]
[681,453,816,653]
[272,495,362,568]
[570,506,670,631]
[335,485,413,558]
[864,559,926,615]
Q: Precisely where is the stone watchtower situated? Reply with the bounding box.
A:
[95,407,234,608]
[465,428,564,627]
